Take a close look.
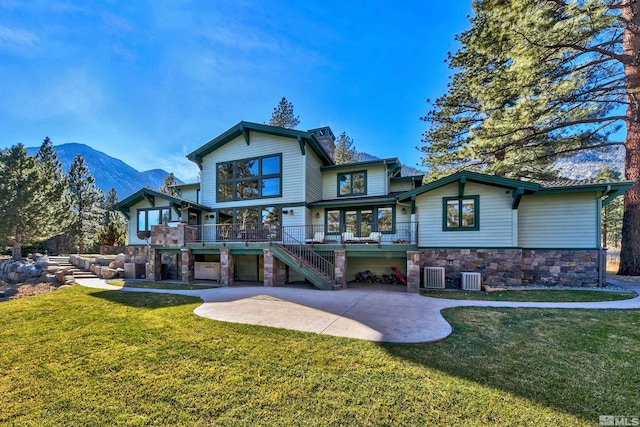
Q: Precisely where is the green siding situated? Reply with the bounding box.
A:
[321,164,388,200]
[305,148,323,204]
[201,134,304,208]
[416,182,516,247]
[518,192,599,248]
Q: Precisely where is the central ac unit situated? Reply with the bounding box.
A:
[423,267,445,289]
[461,272,482,291]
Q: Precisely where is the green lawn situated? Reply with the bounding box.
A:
[1,286,639,426]
[106,280,220,290]
[421,289,637,302]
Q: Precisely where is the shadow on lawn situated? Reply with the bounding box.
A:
[90,290,201,309]
[378,307,640,422]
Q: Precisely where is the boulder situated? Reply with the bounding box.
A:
[55,269,67,283]
[115,253,126,263]
[64,277,76,286]
[100,268,119,280]
[108,261,124,269]
[45,274,58,283]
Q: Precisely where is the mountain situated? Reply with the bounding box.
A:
[26,143,181,198]
[554,147,625,180]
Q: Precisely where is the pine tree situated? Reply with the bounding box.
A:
[68,154,105,254]
[334,132,361,165]
[420,0,640,274]
[158,172,180,197]
[96,187,127,246]
[268,97,300,129]
[0,141,73,260]
[97,211,127,246]
[595,166,624,248]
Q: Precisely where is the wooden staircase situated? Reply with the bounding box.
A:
[270,244,339,290]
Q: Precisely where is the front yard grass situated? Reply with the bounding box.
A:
[1,286,638,426]
[421,288,637,302]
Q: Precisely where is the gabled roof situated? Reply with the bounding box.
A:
[397,170,634,209]
[321,157,402,177]
[115,188,211,218]
[398,170,540,202]
[186,121,335,169]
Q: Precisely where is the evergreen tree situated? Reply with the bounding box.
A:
[96,187,127,246]
[158,172,180,197]
[68,154,105,254]
[334,132,361,165]
[268,97,300,129]
[97,211,127,246]
[420,0,640,274]
[595,166,624,248]
[0,142,72,260]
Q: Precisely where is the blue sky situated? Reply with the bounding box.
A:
[0,1,472,183]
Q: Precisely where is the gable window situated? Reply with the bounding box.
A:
[216,154,282,201]
[443,196,479,231]
[338,171,366,197]
[137,208,171,232]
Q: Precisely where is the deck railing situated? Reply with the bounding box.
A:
[182,222,418,245]
[282,222,418,245]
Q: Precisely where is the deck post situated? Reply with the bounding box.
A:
[263,248,274,287]
[220,248,234,287]
[147,248,161,281]
[334,250,347,288]
[180,248,193,283]
[406,251,420,293]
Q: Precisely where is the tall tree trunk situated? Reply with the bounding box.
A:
[618,1,640,275]
[11,226,22,261]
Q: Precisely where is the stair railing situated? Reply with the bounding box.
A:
[279,227,335,281]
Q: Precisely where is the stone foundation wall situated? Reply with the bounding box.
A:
[419,248,602,287]
[522,249,601,287]
[420,248,523,287]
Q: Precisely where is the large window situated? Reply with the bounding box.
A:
[216,206,282,240]
[326,206,394,236]
[338,171,366,197]
[137,208,171,232]
[216,154,282,201]
[443,196,479,231]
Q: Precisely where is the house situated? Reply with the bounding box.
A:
[115,121,633,291]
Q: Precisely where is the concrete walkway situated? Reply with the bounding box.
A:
[75,278,640,344]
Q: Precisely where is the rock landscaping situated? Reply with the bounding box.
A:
[0,254,76,302]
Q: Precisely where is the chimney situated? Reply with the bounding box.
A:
[310,127,336,161]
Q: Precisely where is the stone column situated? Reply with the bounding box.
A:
[263,248,274,287]
[147,249,162,281]
[334,250,347,288]
[220,248,234,287]
[180,249,193,283]
[406,251,420,293]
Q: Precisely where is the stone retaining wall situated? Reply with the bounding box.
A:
[419,248,602,287]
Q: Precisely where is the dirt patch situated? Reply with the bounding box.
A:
[0,282,62,302]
